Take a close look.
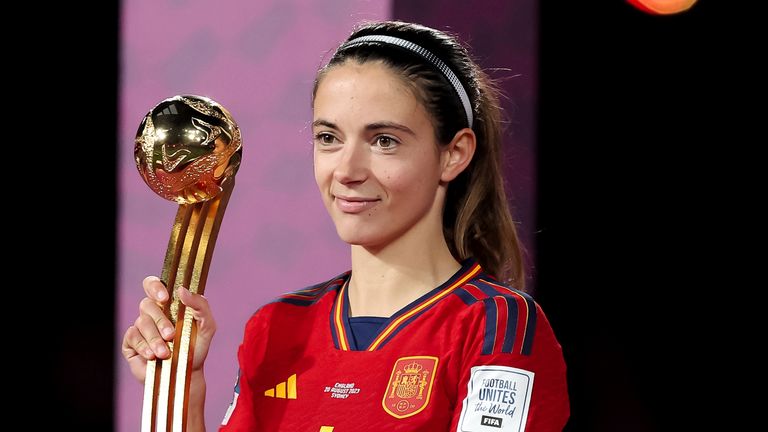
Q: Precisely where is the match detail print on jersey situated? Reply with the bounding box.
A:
[382,356,439,419]
[457,365,534,432]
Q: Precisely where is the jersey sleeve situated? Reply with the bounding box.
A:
[218,311,268,431]
[449,301,569,432]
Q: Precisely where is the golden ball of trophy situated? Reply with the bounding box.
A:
[135,95,242,204]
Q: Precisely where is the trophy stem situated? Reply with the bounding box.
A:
[142,179,235,432]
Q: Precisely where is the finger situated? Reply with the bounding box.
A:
[178,287,216,333]
[122,325,155,360]
[143,276,169,303]
[138,297,175,341]
[177,286,210,316]
[133,314,171,359]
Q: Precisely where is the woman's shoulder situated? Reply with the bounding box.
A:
[449,260,539,316]
[455,274,538,314]
[452,274,546,356]
[247,271,351,322]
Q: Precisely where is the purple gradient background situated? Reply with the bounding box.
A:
[117,1,535,431]
[118,1,388,430]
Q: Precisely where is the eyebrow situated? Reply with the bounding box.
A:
[312,119,416,136]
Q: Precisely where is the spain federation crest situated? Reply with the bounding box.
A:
[382,356,439,419]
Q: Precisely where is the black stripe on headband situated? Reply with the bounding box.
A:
[339,35,473,128]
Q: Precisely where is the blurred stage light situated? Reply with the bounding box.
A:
[628,0,698,15]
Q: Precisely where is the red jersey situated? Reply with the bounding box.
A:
[220,260,569,431]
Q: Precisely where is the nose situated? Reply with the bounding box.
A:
[334,141,369,185]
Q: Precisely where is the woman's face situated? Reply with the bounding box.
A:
[313,61,446,249]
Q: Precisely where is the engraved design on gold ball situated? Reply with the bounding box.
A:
[135,95,242,204]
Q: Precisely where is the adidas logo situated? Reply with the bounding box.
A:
[264,374,297,399]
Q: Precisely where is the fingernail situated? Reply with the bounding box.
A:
[157,289,167,300]
[144,349,154,358]
[162,327,173,338]
[156,344,167,356]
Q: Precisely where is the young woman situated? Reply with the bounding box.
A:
[122,21,569,431]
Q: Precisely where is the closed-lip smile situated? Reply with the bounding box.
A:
[334,194,381,213]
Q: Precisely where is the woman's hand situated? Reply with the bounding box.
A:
[121,276,217,382]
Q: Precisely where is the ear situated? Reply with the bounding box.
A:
[440,128,476,182]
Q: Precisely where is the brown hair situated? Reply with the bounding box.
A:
[313,21,525,289]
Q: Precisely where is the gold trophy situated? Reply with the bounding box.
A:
[134,95,242,432]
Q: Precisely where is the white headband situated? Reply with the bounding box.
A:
[340,35,474,128]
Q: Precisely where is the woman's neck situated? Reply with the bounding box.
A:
[347,224,461,318]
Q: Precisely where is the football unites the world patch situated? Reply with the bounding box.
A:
[382,356,439,418]
[457,365,534,431]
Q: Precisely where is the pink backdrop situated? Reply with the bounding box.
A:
[117,1,389,430]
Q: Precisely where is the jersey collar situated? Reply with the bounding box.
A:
[330,259,482,351]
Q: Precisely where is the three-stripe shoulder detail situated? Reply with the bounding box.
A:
[272,273,349,307]
[453,278,538,356]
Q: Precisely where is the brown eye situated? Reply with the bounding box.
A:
[316,133,336,145]
[375,136,398,149]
